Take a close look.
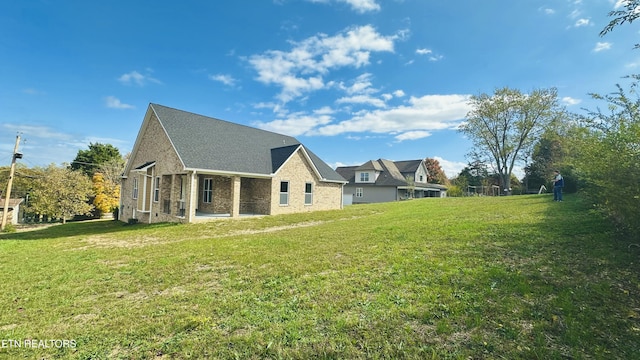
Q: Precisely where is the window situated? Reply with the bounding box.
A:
[132,178,139,199]
[280,181,289,206]
[356,188,363,197]
[305,182,313,205]
[360,172,370,182]
[153,177,160,202]
[203,178,213,203]
[419,175,424,182]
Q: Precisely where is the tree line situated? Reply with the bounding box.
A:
[0,143,125,227]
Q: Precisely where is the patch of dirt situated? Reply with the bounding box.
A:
[70,215,367,250]
[0,323,18,331]
[226,220,326,236]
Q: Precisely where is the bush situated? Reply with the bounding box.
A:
[572,80,640,240]
[1,224,17,233]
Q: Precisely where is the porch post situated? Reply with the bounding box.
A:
[231,176,241,217]
[188,171,197,223]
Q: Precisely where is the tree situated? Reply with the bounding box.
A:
[571,80,640,237]
[601,0,640,48]
[454,162,489,195]
[524,130,565,192]
[71,143,123,176]
[92,172,120,216]
[0,164,40,200]
[29,164,94,223]
[424,158,450,185]
[459,87,562,195]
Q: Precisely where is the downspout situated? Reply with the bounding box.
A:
[340,182,344,209]
[118,176,124,222]
[148,168,154,224]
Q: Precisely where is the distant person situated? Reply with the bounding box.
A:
[552,170,564,201]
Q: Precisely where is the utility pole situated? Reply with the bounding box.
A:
[1,135,22,231]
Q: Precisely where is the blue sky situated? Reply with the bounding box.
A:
[0,0,637,178]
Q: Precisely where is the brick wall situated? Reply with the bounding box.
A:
[270,149,343,215]
[120,112,186,224]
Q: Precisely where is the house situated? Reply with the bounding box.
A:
[119,104,346,224]
[0,198,24,225]
[336,159,447,204]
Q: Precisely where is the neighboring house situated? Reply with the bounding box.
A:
[0,198,24,225]
[120,104,347,224]
[336,159,447,204]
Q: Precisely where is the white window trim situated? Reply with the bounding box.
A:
[132,177,139,199]
[203,177,213,203]
[153,176,160,203]
[304,182,313,205]
[280,181,289,206]
[356,187,363,197]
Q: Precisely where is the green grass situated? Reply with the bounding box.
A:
[1,195,639,359]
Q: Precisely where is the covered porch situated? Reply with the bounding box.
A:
[191,173,272,219]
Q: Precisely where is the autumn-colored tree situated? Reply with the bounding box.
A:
[424,158,450,185]
[29,164,94,223]
[92,172,120,216]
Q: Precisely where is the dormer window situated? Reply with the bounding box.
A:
[360,172,370,182]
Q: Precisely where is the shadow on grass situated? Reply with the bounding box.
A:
[0,219,179,241]
[465,193,640,358]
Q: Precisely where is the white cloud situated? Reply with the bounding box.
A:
[393,90,405,97]
[569,9,581,19]
[248,25,397,102]
[395,130,431,141]
[416,48,443,61]
[253,111,334,136]
[336,94,387,107]
[339,73,377,95]
[210,74,238,86]
[117,70,161,86]
[614,0,630,9]
[542,8,555,15]
[433,156,466,179]
[574,18,591,27]
[340,0,380,13]
[254,93,471,138]
[593,42,612,52]
[2,123,71,141]
[308,0,380,13]
[562,96,582,105]
[314,94,472,136]
[105,96,135,109]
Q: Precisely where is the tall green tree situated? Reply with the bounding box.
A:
[524,130,565,191]
[459,87,563,195]
[29,164,94,223]
[71,143,123,177]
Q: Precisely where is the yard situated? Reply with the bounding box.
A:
[0,195,638,359]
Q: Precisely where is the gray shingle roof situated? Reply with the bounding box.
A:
[150,104,345,182]
[336,159,447,190]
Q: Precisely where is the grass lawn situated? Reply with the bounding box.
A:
[1,194,639,359]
